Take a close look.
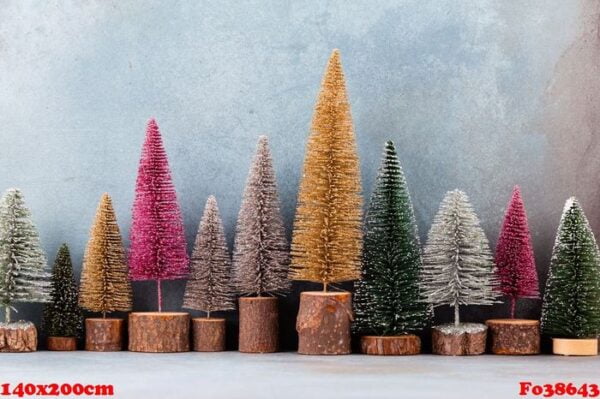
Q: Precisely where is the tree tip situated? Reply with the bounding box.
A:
[257,135,269,144]
[206,195,217,206]
[564,196,579,211]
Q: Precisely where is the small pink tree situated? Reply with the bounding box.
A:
[129,118,189,311]
[494,185,539,318]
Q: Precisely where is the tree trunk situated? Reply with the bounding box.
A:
[432,323,487,356]
[128,312,190,353]
[238,297,278,353]
[85,318,124,351]
[552,338,598,356]
[486,319,540,355]
[360,335,421,355]
[296,291,353,355]
[47,336,77,351]
[192,318,226,352]
[0,321,37,352]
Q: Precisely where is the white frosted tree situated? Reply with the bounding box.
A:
[0,188,51,323]
[233,136,290,296]
[421,189,498,326]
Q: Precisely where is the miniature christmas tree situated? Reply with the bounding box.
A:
[129,119,189,311]
[289,49,363,290]
[43,244,83,338]
[353,141,429,337]
[541,198,600,339]
[233,136,290,296]
[421,189,498,325]
[183,196,235,317]
[0,188,51,323]
[80,193,132,316]
[494,186,539,318]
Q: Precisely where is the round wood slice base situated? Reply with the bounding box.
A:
[552,338,598,356]
[85,318,124,351]
[485,319,540,355]
[47,336,77,351]
[296,291,353,355]
[239,297,278,353]
[0,321,37,352]
[192,318,225,352]
[128,312,190,353]
[432,323,487,356]
[360,335,421,355]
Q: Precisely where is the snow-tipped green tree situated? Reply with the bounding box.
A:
[0,188,51,323]
[353,141,429,336]
[541,198,600,338]
[421,190,498,326]
[43,244,83,337]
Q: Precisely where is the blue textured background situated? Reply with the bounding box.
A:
[1,0,597,348]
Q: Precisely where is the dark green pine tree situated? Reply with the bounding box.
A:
[353,141,429,336]
[42,244,83,338]
[541,198,600,338]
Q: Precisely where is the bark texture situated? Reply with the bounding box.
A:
[238,297,278,353]
[432,323,487,356]
[85,318,124,351]
[486,319,540,355]
[192,318,226,352]
[296,292,353,355]
[360,335,421,355]
[0,322,37,352]
[128,312,190,353]
[47,336,77,351]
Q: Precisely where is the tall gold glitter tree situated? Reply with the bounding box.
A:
[79,193,132,351]
[291,49,363,355]
[289,49,363,290]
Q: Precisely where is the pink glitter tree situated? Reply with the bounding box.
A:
[494,186,539,318]
[129,119,189,311]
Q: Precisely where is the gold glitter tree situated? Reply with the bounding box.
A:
[79,193,133,316]
[289,49,363,289]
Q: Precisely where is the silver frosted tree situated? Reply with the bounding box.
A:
[421,189,498,326]
[0,188,51,323]
[183,196,235,317]
[233,136,290,296]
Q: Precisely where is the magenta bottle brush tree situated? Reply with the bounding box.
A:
[486,186,541,355]
[128,119,189,312]
[494,186,539,318]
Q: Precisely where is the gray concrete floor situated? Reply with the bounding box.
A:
[0,352,597,398]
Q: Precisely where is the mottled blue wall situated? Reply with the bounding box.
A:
[0,0,595,348]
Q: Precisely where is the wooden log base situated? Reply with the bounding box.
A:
[192,318,226,352]
[296,291,353,355]
[485,319,540,355]
[432,323,487,356]
[360,335,421,355]
[47,336,77,351]
[128,312,190,353]
[0,321,37,352]
[85,318,124,351]
[239,297,278,353]
[552,338,598,356]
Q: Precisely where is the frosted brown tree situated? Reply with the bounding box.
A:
[290,49,363,290]
[183,196,235,317]
[233,136,290,296]
[79,194,133,316]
